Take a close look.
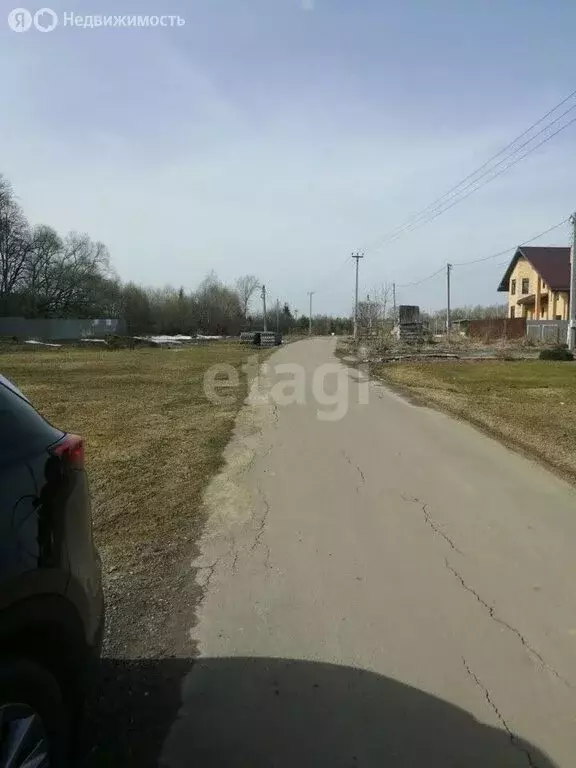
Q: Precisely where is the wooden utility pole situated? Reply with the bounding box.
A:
[446,264,452,335]
[261,285,267,331]
[569,215,576,350]
[307,292,315,336]
[352,251,364,339]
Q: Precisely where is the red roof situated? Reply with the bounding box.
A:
[498,246,571,292]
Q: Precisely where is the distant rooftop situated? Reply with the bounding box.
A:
[498,246,571,292]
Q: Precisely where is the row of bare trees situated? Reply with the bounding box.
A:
[0,174,273,335]
[0,177,115,318]
[121,274,261,336]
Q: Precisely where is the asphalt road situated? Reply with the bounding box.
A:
[161,338,576,767]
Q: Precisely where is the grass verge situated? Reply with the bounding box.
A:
[372,359,576,483]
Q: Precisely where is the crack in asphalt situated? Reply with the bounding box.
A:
[400,493,463,555]
[462,657,542,768]
[341,450,365,485]
[401,490,573,689]
[263,543,272,570]
[421,503,462,555]
[201,482,272,594]
[197,559,220,595]
[251,486,271,555]
[448,559,573,690]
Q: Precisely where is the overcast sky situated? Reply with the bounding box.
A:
[1,0,575,315]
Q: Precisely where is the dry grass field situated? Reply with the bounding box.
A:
[374,359,576,483]
[0,343,266,656]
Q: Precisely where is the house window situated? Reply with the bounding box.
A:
[521,278,530,295]
[510,306,515,318]
[556,315,562,321]
[510,279,516,295]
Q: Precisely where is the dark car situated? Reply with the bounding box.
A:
[0,374,104,766]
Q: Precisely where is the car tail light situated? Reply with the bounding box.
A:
[50,434,84,469]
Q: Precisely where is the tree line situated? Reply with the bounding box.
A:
[0,174,334,336]
[1,173,497,337]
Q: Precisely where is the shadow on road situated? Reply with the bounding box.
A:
[84,656,556,767]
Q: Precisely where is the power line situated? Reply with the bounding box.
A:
[396,265,446,289]
[377,107,576,248]
[362,86,576,252]
[376,118,576,247]
[453,217,569,266]
[395,217,569,288]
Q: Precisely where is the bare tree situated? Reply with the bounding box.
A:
[356,296,381,333]
[370,283,394,323]
[25,232,111,316]
[235,274,260,318]
[0,175,32,313]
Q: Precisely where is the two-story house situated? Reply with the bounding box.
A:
[497,246,570,320]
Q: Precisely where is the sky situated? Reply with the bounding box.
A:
[1,0,576,315]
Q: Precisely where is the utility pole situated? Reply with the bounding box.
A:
[261,285,267,332]
[569,214,576,350]
[446,263,452,336]
[367,294,373,334]
[276,299,280,334]
[307,292,315,336]
[392,282,397,323]
[352,251,364,340]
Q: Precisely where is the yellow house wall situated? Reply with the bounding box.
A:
[556,292,569,320]
[506,257,569,320]
[508,257,537,318]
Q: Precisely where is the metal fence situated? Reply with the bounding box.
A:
[466,317,526,340]
[0,317,125,341]
[526,320,568,344]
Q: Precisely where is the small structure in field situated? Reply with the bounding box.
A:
[393,305,424,344]
[240,331,282,347]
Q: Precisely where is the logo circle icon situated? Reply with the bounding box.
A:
[7,8,32,32]
[33,7,57,32]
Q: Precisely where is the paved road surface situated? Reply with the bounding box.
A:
[162,338,576,767]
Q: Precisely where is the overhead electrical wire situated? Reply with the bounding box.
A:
[312,90,576,306]
[396,266,446,289]
[361,87,576,252]
[375,118,576,248]
[366,104,576,249]
[452,217,569,266]
[395,217,569,288]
